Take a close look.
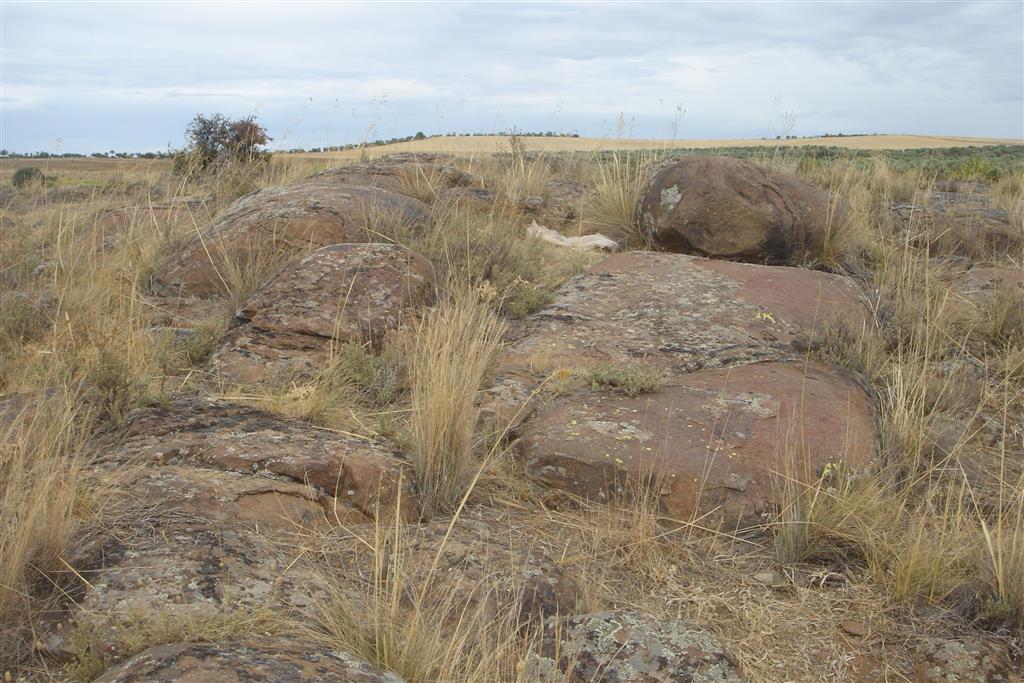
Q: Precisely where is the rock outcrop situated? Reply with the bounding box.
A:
[38,396,420,663]
[93,639,406,683]
[309,153,478,197]
[152,184,429,298]
[211,243,435,384]
[484,251,876,527]
[520,360,876,526]
[637,156,847,263]
[530,611,742,682]
[107,396,419,522]
[892,198,1023,259]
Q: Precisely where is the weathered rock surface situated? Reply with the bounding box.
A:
[892,200,1023,259]
[323,513,581,626]
[43,511,332,663]
[637,156,847,263]
[483,251,869,431]
[106,396,420,522]
[211,243,435,384]
[913,636,1016,683]
[152,184,429,297]
[39,397,421,662]
[94,638,405,683]
[520,360,876,527]
[310,152,477,197]
[516,177,589,226]
[436,185,497,208]
[530,610,742,682]
[92,197,210,251]
[957,264,1024,306]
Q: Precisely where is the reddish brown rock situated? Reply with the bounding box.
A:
[482,251,869,432]
[36,397,421,664]
[637,156,847,263]
[91,197,210,251]
[111,396,419,521]
[519,360,876,528]
[529,611,742,682]
[310,152,477,197]
[211,243,435,384]
[152,183,429,297]
[892,201,1023,260]
[958,264,1024,304]
[94,639,405,683]
[321,511,581,628]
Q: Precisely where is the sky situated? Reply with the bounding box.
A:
[2,1,1022,154]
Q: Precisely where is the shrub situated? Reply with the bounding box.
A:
[174,113,272,176]
[585,362,663,396]
[12,166,44,188]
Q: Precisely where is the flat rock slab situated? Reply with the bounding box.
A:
[484,251,868,431]
[530,610,742,682]
[309,152,477,197]
[637,155,847,264]
[520,360,876,527]
[94,638,405,683]
[152,183,429,297]
[913,636,1016,683]
[504,251,867,375]
[211,243,435,385]
[45,513,331,662]
[108,396,419,521]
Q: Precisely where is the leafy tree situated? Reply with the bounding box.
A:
[175,113,272,175]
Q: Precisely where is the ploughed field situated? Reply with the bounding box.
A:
[2,143,1022,681]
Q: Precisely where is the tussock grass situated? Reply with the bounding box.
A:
[0,391,90,668]
[587,151,651,247]
[306,503,555,683]
[406,296,506,516]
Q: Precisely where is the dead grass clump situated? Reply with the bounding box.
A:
[306,511,554,683]
[406,296,506,516]
[0,391,90,669]
[587,151,651,247]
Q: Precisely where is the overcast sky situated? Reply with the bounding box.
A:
[2,1,1022,153]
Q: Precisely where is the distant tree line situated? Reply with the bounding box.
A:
[0,128,583,159]
[0,149,175,159]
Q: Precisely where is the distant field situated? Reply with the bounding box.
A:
[296,133,1022,161]
[2,134,1020,183]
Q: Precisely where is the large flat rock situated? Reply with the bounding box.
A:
[519,360,876,528]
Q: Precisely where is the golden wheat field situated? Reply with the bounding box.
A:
[2,139,1023,682]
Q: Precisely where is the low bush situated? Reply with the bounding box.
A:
[12,166,44,188]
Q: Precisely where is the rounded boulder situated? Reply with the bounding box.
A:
[637,156,847,264]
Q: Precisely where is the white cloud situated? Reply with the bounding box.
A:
[1,1,1020,152]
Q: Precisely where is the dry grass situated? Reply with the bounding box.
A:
[406,296,506,517]
[586,150,652,247]
[3,141,1024,680]
[0,391,90,668]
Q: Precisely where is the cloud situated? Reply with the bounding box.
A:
[1,1,1020,152]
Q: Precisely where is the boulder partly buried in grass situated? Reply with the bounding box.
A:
[152,183,429,298]
[211,243,435,385]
